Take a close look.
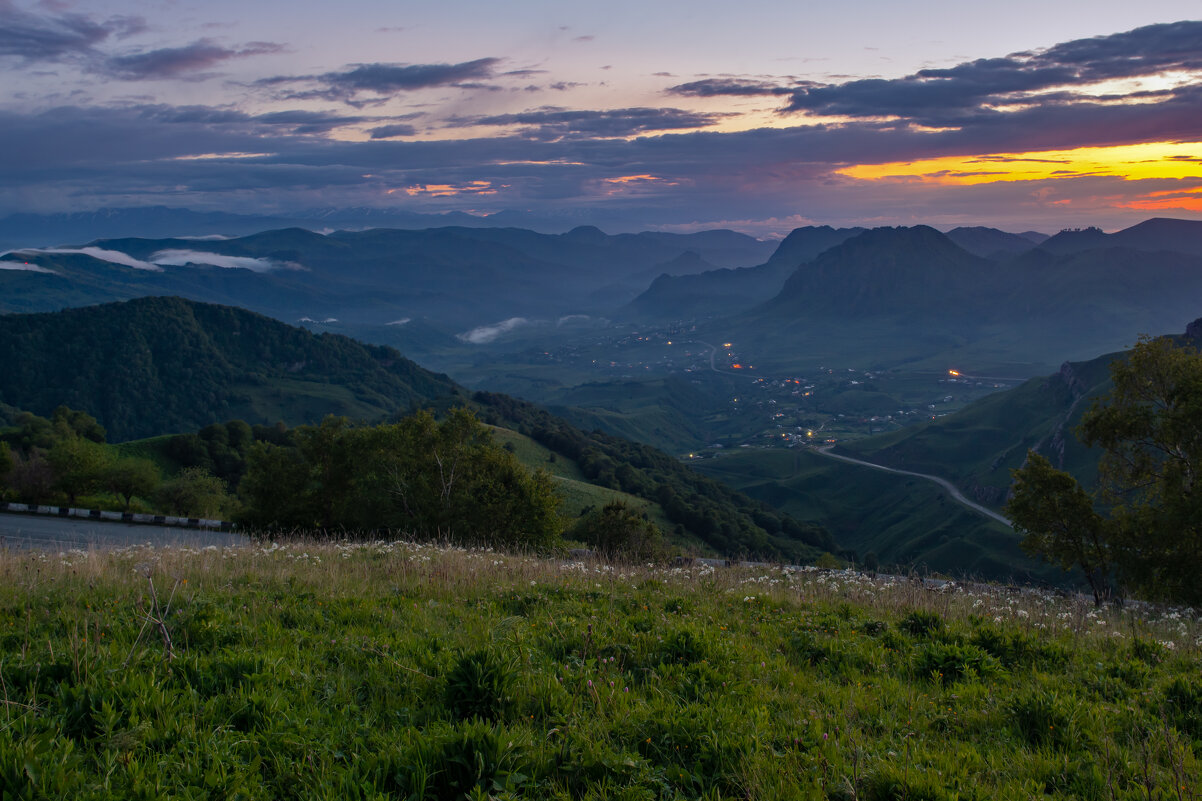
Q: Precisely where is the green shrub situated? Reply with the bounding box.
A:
[445,648,516,722]
[899,609,944,638]
[1007,688,1079,750]
[914,641,1001,683]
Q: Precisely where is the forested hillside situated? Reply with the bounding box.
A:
[0,296,463,441]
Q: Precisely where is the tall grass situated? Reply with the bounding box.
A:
[2,539,1199,799]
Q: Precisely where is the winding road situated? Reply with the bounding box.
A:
[811,447,1013,527]
[690,339,1012,528]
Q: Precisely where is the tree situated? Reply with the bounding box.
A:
[1007,336,1202,604]
[155,467,232,519]
[47,434,111,506]
[105,457,161,512]
[1079,335,1202,604]
[238,409,562,548]
[567,501,663,561]
[0,441,12,500]
[1006,452,1111,604]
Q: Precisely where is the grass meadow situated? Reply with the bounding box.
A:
[2,538,1201,799]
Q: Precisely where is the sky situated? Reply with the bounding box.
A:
[2,0,1202,234]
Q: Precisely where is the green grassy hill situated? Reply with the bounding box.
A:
[691,447,1060,583]
[0,296,464,441]
[2,540,1198,799]
[837,352,1116,508]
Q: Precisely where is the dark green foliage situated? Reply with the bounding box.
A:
[474,390,832,560]
[914,641,1001,683]
[444,649,515,722]
[1008,335,1202,604]
[1007,689,1079,750]
[0,296,461,441]
[899,609,944,638]
[238,409,561,547]
[567,501,662,560]
[154,466,231,518]
[1007,451,1111,603]
[104,456,160,511]
[1079,335,1202,604]
[1161,676,1202,740]
[969,626,1066,670]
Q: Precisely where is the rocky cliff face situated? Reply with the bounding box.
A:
[1186,317,1202,341]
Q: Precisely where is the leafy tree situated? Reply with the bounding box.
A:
[567,501,663,561]
[239,409,561,548]
[8,451,56,504]
[1079,335,1202,603]
[52,406,105,443]
[0,441,11,501]
[155,467,232,519]
[105,457,161,512]
[47,434,111,506]
[1007,336,1202,604]
[1007,452,1111,604]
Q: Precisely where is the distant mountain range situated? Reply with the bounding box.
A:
[0,205,694,251]
[719,218,1202,372]
[0,223,776,332]
[624,225,866,320]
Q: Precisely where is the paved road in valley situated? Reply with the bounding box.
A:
[811,447,1013,527]
[0,513,249,551]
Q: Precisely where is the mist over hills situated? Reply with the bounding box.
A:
[0,223,774,332]
[0,205,694,252]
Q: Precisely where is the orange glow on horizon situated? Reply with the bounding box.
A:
[602,174,662,184]
[838,141,1202,186]
[398,180,497,197]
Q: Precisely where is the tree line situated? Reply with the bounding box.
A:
[1007,336,1202,605]
[0,405,233,518]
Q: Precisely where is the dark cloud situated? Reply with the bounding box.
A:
[261,58,501,104]
[666,78,802,97]
[369,123,417,139]
[0,0,142,61]
[105,39,283,80]
[785,20,1202,121]
[448,106,728,140]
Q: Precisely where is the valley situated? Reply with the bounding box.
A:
[4,216,1202,583]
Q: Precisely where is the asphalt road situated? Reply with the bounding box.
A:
[811,447,1014,527]
[0,512,250,551]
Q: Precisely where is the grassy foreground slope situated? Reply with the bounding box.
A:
[2,541,1200,800]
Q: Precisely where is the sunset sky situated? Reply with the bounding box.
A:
[2,0,1201,234]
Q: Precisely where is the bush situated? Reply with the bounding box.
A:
[445,649,516,722]
[914,641,1001,683]
[566,501,663,561]
[1007,688,1079,750]
[899,609,944,638]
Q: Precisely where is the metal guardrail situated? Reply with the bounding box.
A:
[2,502,235,531]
